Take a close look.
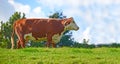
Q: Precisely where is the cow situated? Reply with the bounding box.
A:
[11,17,79,49]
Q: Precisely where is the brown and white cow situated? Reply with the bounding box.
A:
[11,17,79,49]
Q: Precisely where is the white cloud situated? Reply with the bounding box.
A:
[37,0,81,8]
[33,7,41,14]
[79,0,120,6]
[8,0,30,14]
[83,10,94,24]
[0,0,14,22]
[37,0,64,10]
[82,27,91,40]
[64,8,81,17]
[8,0,45,18]
[68,0,120,44]
[76,27,91,44]
[95,0,120,5]
[27,7,45,18]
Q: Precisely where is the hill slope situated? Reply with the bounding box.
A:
[0,47,120,64]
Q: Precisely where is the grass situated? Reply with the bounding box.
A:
[0,47,120,64]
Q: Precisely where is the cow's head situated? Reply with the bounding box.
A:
[63,17,79,31]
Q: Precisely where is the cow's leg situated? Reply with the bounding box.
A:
[15,27,26,49]
[17,40,21,49]
[46,42,50,47]
[20,38,25,48]
[52,42,56,48]
[25,38,29,46]
[16,32,25,48]
[47,34,52,47]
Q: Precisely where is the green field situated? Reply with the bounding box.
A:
[0,47,120,64]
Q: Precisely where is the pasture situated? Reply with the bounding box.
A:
[0,47,120,64]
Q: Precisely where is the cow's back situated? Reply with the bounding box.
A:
[26,19,48,33]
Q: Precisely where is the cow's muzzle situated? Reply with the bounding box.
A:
[75,27,79,31]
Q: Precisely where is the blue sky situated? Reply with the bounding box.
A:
[0,0,120,44]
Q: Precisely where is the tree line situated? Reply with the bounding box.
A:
[0,12,120,48]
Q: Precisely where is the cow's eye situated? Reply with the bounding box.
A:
[68,22,70,24]
[65,22,70,25]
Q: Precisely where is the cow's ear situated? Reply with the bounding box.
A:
[63,20,71,26]
[69,17,73,19]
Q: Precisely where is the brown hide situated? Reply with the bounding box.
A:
[11,18,65,48]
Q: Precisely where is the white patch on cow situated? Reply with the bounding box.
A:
[24,33,35,40]
[65,21,79,31]
[52,34,61,43]
[52,32,64,43]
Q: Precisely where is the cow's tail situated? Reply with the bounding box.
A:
[11,23,15,49]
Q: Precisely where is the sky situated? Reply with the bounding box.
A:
[0,0,120,44]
